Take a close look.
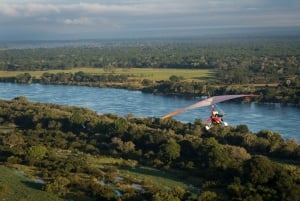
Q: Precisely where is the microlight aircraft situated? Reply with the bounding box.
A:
[161,94,258,130]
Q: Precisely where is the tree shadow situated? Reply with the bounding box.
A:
[192,76,214,80]
[21,180,44,191]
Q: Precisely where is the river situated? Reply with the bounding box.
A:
[0,83,299,141]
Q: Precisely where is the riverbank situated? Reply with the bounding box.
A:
[1,82,299,141]
[0,69,299,106]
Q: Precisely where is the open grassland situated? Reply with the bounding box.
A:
[0,67,215,81]
[0,165,64,201]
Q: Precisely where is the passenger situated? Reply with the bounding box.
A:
[210,107,223,125]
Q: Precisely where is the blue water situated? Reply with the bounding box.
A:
[0,83,299,141]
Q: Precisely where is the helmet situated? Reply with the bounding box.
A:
[212,111,218,115]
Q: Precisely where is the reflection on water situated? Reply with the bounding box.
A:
[0,83,299,141]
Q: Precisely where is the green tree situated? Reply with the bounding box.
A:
[169,75,183,82]
[159,139,181,162]
[243,155,275,185]
[257,130,283,152]
[2,132,24,148]
[16,73,32,83]
[27,145,48,165]
[110,117,129,135]
[44,176,70,196]
[153,190,181,201]
[200,138,231,169]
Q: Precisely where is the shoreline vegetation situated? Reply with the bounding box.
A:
[0,67,298,105]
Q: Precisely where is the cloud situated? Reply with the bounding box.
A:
[0,3,60,17]
[0,1,299,18]
[0,3,21,17]
[0,0,299,40]
[0,1,199,18]
[63,17,93,25]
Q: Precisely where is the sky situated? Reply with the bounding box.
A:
[0,0,299,41]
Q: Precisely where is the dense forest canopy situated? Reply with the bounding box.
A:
[0,97,299,200]
[1,38,300,78]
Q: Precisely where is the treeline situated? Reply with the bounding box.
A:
[0,71,130,87]
[1,71,299,105]
[142,77,300,105]
[0,97,299,200]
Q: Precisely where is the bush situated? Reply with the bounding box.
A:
[198,191,217,201]
[6,156,22,164]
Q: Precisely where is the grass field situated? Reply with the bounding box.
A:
[89,156,200,196]
[0,67,215,81]
[0,165,64,201]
